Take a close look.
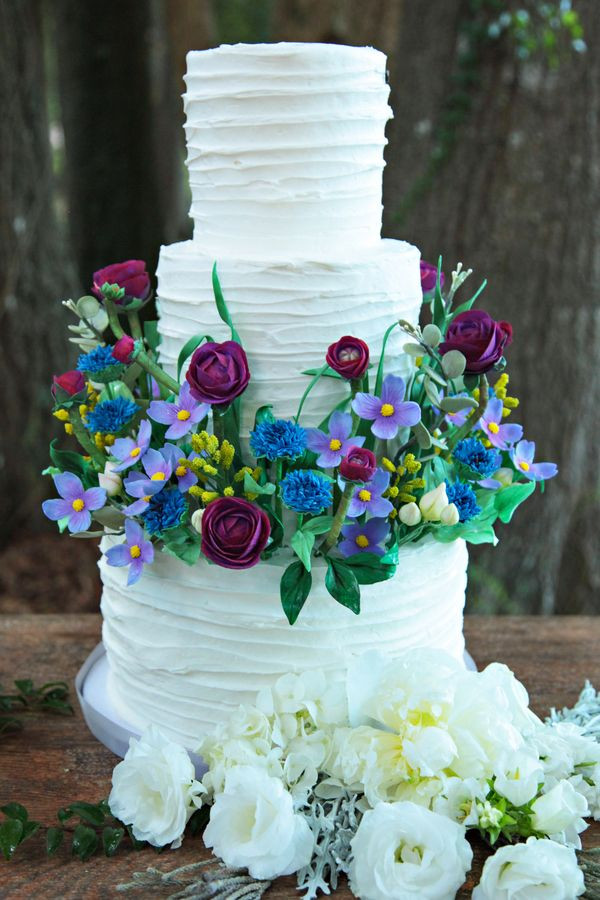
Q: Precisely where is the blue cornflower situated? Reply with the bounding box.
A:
[142,488,188,536]
[85,397,139,434]
[250,419,307,461]
[453,438,501,479]
[445,481,482,523]
[281,470,332,515]
[77,345,121,374]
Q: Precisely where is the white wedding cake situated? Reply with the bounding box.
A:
[100,43,468,749]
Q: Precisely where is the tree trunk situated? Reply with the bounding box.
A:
[0,0,76,543]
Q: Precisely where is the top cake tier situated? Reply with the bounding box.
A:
[183,42,392,259]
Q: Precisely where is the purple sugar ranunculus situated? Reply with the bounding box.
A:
[420,260,444,294]
[185,340,250,406]
[52,370,86,398]
[201,497,270,570]
[326,336,370,380]
[112,335,135,363]
[92,259,150,302]
[339,446,377,483]
[440,310,513,376]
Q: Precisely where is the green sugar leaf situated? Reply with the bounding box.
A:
[325,558,361,614]
[291,529,315,572]
[212,263,241,344]
[280,560,312,625]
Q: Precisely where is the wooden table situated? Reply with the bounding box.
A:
[1,614,599,899]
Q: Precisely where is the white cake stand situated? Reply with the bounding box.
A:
[76,642,477,771]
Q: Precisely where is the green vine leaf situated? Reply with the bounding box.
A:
[0,819,23,861]
[46,826,64,856]
[325,558,361,614]
[280,560,312,625]
[102,826,125,857]
[212,263,241,344]
[71,824,99,861]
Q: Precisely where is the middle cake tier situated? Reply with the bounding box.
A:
[156,238,422,430]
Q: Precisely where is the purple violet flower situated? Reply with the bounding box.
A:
[111,419,152,472]
[305,410,365,469]
[104,519,154,585]
[443,392,472,428]
[42,472,106,534]
[347,468,393,519]
[511,440,558,482]
[339,517,390,558]
[148,381,210,439]
[160,444,198,493]
[123,449,173,515]
[477,397,523,450]
[352,374,421,440]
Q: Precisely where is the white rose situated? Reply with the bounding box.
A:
[350,801,472,900]
[494,746,544,807]
[109,725,203,848]
[531,780,589,847]
[204,766,313,880]
[98,461,122,496]
[419,483,449,521]
[473,836,585,899]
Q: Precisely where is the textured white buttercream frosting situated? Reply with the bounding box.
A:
[183,42,392,258]
[100,536,468,748]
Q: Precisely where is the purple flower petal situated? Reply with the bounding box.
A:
[164,418,193,439]
[364,517,390,543]
[393,401,421,428]
[42,498,72,521]
[368,496,394,518]
[67,509,92,533]
[124,498,151,516]
[124,518,144,545]
[352,392,383,421]
[315,448,344,469]
[371,416,401,440]
[83,487,107,511]
[347,497,368,518]
[370,469,390,493]
[498,423,523,446]
[329,410,352,440]
[147,400,179,425]
[53,471,84,502]
[306,428,331,454]
[140,541,154,564]
[482,397,503,426]
[105,543,132,567]
[381,374,406,406]
[531,462,558,481]
[339,538,360,558]
[515,440,536,464]
[479,477,501,490]
[127,559,145,585]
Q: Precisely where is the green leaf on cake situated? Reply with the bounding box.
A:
[342,551,397,585]
[434,520,498,546]
[449,278,487,321]
[253,405,275,428]
[494,481,536,523]
[325,558,361,614]
[291,529,315,572]
[243,473,275,496]
[280,560,312,625]
[432,255,445,329]
[212,263,241,344]
[301,515,334,535]
[301,365,343,379]
[176,333,215,381]
[143,319,161,352]
[374,321,399,396]
[48,440,87,478]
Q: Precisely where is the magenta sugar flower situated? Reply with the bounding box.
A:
[111,419,152,472]
[352,374,421,440]
[306,411,364,469]
[348,469,393,519]
[339,517,390,558]
[148,382,210,440]
[42,472,106,534]
[105,519,154,585]
[511,440,558,482]
[123,449,173,515]
[478,398,523,450]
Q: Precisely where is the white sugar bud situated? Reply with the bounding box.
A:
[440,503,460,526]
[419,483,449,521]
[191,509,205,534]
[98,461,122,497]
[422,324,442,347]
[399,502,422,526]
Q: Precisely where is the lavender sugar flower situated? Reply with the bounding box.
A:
[347,469,393,519]
[148,382,209,440]
[42,472,106,534]
[105,519,154,585]
[478,398,523,450]
[339,517,390,558]
[511,440,558,482]
[123,448,173,515]
[111,419,152,472]
[352,374,420,440]
[306,411,364,469]
[161,444,198,493]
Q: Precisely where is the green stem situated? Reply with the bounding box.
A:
[350,378,362,435]
[105,299,179,395]
[447,375,489,450]
[212,406,225,444]
[127,310,149,399]
[320,480,354,555]
[275,459,283,522]
[69,406,106,468]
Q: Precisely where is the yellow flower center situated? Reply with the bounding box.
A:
[488,422,500,434]
[175,465,187,478]
[72,498,85,512]
[151,472,166,481]
[129,544,141,559]
[130,446,141,458]
[355,534,370,549]
[143,495,151,502]
[519,461,530,472]
[358,489,371,502]
[177,409,191,421]
[380,403,395,417]
[329,438,342,451]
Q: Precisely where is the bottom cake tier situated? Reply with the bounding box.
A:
[99,535,468,748]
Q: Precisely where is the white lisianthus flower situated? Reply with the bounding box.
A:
[472,836,585,899]
[350,801,472,900]
[204,766,313,880]
[109,726,203,848]
[433,776,487,827]
[494,746,544,807]
[257,669,347,748]
[531,779,589,847]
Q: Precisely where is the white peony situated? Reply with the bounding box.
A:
[531,779,589,848]
[473,836,585,899]
[350,801,472,900]
[204,766,313,880]
[493,746,544,807]
[109,725,203,848]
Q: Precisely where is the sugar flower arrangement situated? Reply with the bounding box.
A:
[107,648,598,898]
[43,258,557,622]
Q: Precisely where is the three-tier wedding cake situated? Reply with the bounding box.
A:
[99,43,468,748]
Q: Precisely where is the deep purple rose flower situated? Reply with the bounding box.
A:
[420,260,444,294]
[112,335,135,363]
[52,370,86,398]
[326,336,370,380]
[440,310,513,375]
[92,259,150,302]
[186,340,250,406]
[339,446,377,483]
[201,497,270,570]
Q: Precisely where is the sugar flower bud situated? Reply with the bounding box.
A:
[339,446,377,483]
[440,503,460,526]
[92,259,150,304]
[98,462,122,497]
[420,260,444,294]
[112,335,135,363]
[419,483,449,521]
[399,502,422,526]
[52,370,86,399]
[326,335,370,380]
[191,508,204,534]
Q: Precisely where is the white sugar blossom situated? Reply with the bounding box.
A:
[493,746,543,807]
[350,801,472,900]
[473,836,585,899]
[109,726,203,848]
[531,779,589,848]
[204,766,313,880]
